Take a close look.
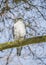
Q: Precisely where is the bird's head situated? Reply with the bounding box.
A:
[14,17,23,23]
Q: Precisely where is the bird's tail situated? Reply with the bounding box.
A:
[17,47,22,56]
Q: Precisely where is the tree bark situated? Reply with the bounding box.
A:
[0,35,46,51]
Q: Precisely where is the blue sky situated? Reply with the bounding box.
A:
[0,0,46,65]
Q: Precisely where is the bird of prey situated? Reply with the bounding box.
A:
[13,18,26,56]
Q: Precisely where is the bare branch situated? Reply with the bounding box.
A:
[26,1,46,21]
[0,35,46,51]
[6,49,13,65]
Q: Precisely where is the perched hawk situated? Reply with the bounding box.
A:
[13,18,26,56]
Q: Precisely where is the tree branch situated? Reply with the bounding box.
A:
[0,35,46,51]
[26,0,46,21]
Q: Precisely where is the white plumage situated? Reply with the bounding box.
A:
[13,18,26,56]
[14,19,26,40]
